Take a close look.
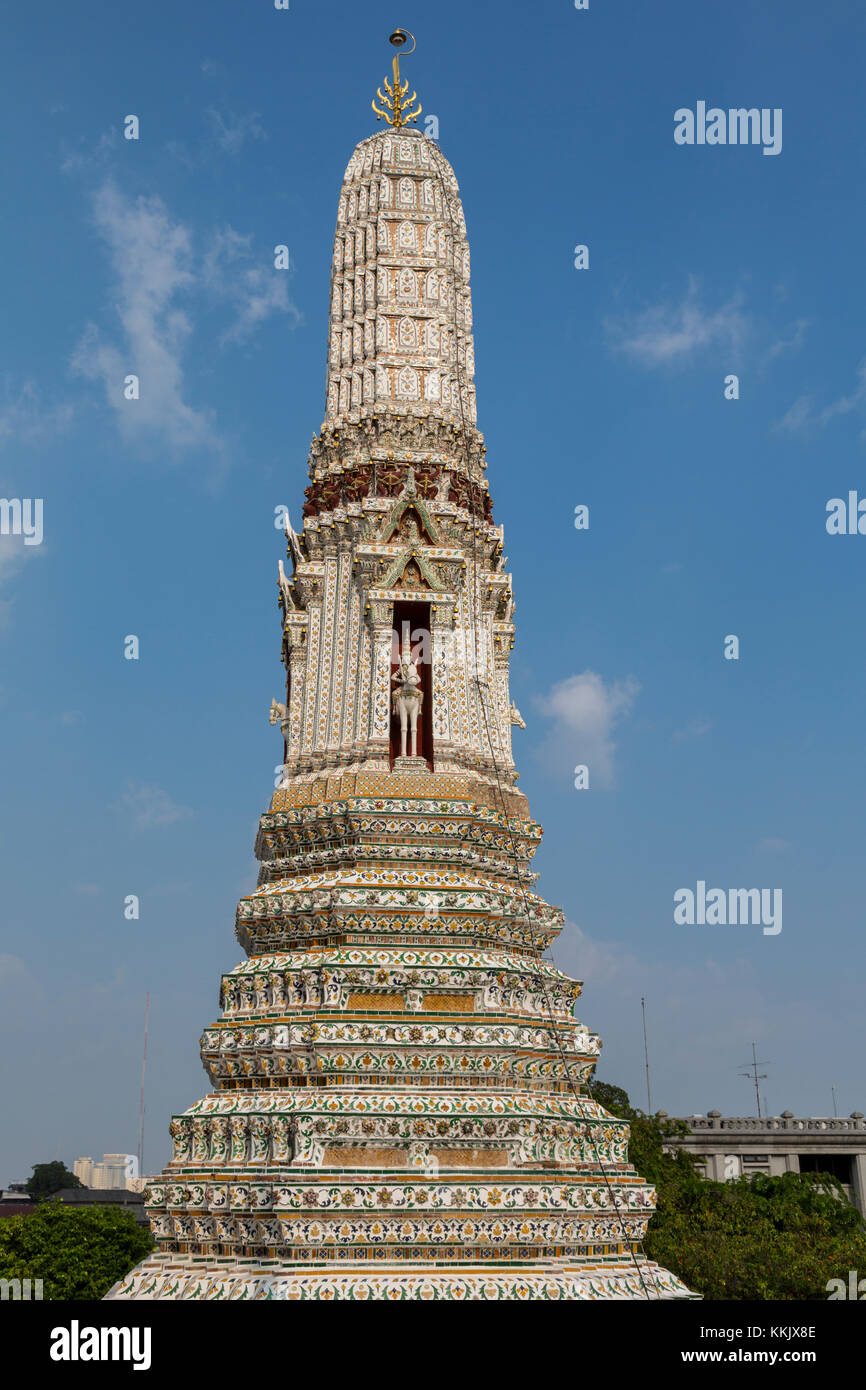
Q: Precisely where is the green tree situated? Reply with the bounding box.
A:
[0,1200,154,1300]
[589,1078,701,1189]
[646,1168,866,1301]
[25,1161,83,1200]
[590,1078,866,1300]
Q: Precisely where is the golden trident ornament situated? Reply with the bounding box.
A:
[372,28,422,128]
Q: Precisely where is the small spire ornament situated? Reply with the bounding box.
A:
[372,28,422,128]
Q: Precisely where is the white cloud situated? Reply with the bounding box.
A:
[121,781,193,831]
[60,128,118,176]
[819,359,866,427]
[772,394,814,434]
[765,318,808,363]
[773,360,866,439]
[0,527,44,625]
[606,278,749,367]
[70,183,299,460]
[202,226,301,345]
[71,182,218,455]
[0,380,74,450]
[535,670,640,787]
[672,716,712,744]
[757,837,791,855]
[205,108,266,155]
[0,535,30,588]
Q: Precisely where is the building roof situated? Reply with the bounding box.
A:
[56,1187,144,1204]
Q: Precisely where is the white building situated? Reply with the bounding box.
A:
[666,1111,866,1216]
[73,1154,139,1190]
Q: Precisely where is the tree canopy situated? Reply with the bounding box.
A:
[0,1200,153,1301]
[25,1161,84,1200]
[590,1078,866,1300]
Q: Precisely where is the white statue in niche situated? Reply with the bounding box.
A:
[391,631,424,759]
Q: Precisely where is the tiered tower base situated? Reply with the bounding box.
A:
[107,785,694,1301]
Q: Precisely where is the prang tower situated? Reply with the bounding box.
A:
[109,35,691,1300]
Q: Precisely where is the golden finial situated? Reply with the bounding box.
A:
[372,29,422,128]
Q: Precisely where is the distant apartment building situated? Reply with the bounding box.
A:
[665,1111,866,1217]
[73,1154,139,1191]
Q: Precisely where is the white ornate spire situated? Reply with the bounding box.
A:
[327,128,476,428]
[107,40,694,1303]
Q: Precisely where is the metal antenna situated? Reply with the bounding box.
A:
[137,992,150,1178]
[641,996,652,1113]
[831,1084,838,1118]
[738,1041,769,1118]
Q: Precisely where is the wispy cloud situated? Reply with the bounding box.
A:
[773,359,866,438]
[0,380,74,450]
[672,716,712,744]
[205,108,266,156]
[71,182,217,455]
[757,836,791,855]
[0,528,44,624]
[60,127,119,176]
[819,359,866,427]
[764,318,809,364]
[70,182,298,461]
[202,226,301,344]
[535,670,640,787]
[606,277,749,368]
[121,781,193,831]
[772,395,814,435]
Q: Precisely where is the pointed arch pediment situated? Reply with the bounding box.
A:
[379,544,443,591]
[379,494,440,545]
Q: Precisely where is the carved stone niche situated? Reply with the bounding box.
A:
[366,597,394,628]
[430,599,456,628]
[353,556,376,590]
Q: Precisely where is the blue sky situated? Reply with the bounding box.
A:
[2,0,865,1182]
